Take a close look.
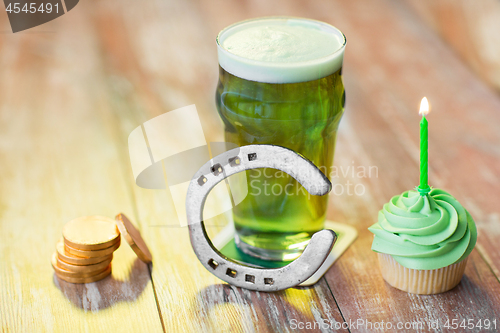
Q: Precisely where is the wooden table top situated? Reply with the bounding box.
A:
[1,0,500,332]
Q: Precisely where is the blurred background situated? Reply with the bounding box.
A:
[1,0,500,331]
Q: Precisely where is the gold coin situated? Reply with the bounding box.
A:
[51,253,108,278]
[64,238,120,258]
[55,265,112,284]
[63,216,120,250]
[115,213,152,263]
[56,253,112,273]
[56,239,112,265]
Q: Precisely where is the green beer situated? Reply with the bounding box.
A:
[215,17,346,261]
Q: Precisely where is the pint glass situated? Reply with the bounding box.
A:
[215,17,346,261]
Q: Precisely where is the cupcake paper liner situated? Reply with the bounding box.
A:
[378,253,468,294]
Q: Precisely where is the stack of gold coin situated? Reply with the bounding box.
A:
[52,216,121,283]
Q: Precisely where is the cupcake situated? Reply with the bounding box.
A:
[368,188,477,294]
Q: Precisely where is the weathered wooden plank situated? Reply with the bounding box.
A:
[407,0,500,91]
[87,0,349,331]
[313,0,500,330]
[339,0,500,275]
[194,0,500,329]
[92,0,500,330]
[2,0,500,331]
[0,8,163,333]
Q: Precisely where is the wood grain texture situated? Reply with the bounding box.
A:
[314,0,500,330]
[1,0,500,332]
[0,5,163,333]
[84,0,348,330]
[407,0,500,91]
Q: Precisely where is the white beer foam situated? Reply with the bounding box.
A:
[217,17,346,83]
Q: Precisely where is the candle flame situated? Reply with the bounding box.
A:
[419,97,430,116]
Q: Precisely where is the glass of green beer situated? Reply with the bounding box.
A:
[215,17,346,261]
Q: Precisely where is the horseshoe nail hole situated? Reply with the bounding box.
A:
[228,156,241,167]
[264,278,274,285]
[245,274,255,284]
[226,268,237,278]
[211,163,223,176]
[198,176,207,186]
[208,259,219,270]
[247,153,257,161]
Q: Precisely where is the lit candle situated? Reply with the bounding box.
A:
[418,97,431,195]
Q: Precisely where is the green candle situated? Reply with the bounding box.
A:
[418,97,430,195]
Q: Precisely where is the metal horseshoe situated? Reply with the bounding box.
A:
[186,144,336,291]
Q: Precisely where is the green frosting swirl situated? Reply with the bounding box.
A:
[368,189,477,270]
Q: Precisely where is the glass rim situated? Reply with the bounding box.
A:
[216,16,347,68]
